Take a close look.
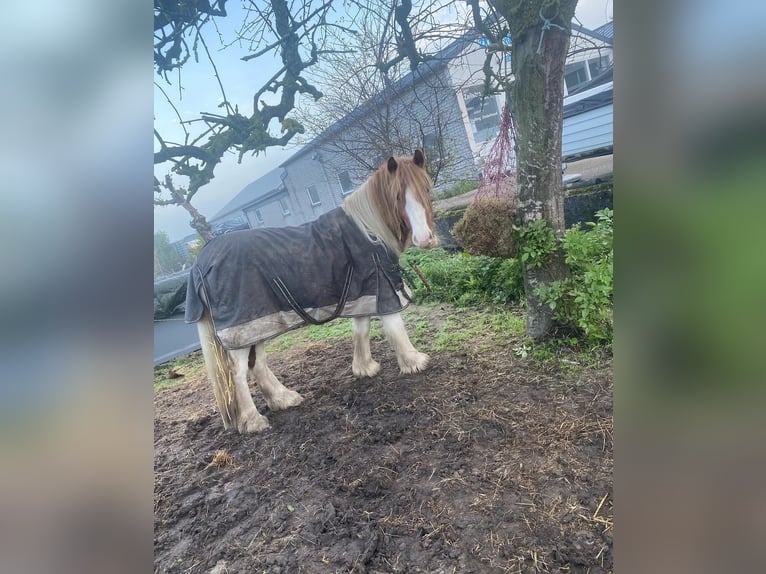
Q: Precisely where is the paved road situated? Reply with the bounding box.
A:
[154,314,200,366]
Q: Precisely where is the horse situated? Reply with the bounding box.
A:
[185,150,438,433]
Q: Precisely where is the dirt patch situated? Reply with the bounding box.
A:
[155,305,613,573]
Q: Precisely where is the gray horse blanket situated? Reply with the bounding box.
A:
[185,207,409,349]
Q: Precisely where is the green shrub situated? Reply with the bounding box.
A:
[402,209,613,347]
[401,248,524,307]
[515,218,557,268]
[534,209,613,344]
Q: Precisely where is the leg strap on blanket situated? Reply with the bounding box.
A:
[271,265,354,325]
[373,252,413,304]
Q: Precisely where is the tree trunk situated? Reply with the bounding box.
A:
[168,178,215,243]
[186,203,215,244]
[489,0,577,338]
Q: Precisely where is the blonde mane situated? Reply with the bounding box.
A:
[342,155,434,255]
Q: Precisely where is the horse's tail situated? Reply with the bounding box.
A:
[197,311,239,429]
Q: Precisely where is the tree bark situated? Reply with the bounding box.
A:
[157,176,215,242]
[489,0,577,338]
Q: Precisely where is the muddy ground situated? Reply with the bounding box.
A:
[154,305,613,573]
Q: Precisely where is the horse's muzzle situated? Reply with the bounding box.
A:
[413,232,438,249]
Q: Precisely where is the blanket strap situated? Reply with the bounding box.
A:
[271,265,354,325]
[373,252,413,304]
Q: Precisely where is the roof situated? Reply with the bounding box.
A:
[281,30,479,166]
[210,167,286,222]
[572,19,613,45]
[563,77,613,118]
[593,20,613,41]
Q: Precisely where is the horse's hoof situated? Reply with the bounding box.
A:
[352,359,381,378]
[238,409,270,433]
[399,352,429,374]
[267,390,304,411]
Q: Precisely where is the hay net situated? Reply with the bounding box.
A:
[474,106,517,206]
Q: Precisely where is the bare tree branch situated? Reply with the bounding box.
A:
[155,0,335,239]
[154,0,228,74]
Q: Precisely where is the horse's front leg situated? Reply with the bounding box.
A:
[230,348,271,433]
[380,313,429,374]
[352,317,381,378]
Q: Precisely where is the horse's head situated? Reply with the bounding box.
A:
[377,149,438,251]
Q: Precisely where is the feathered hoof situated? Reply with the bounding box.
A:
[352,359,381,378]
[267,389,304,411]
[399,351,430,374]
[237,408,270,433]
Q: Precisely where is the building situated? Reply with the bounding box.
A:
[208,166,302,231]
[565,20,614,95]
[562,21,614,159]
[205,21,614,231]
[280,30,488,211]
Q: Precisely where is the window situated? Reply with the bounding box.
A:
[253,208,264,225]
[422,132,441,164]
[338,171,355,195]
[306,185,321,206]
[278,196,290,215]
[463,85,501,142]
[588,55,611,78]
[565,61,589,92]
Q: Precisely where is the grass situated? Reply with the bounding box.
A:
[510,334,612,378]
[265,318,385,353]
[435,180,478,200]
[419,306,526,354]
[153,303,603,394]
[154,352,205,392]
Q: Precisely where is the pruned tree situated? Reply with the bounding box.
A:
[154,0,229,75]
[154,0,333,241]
[154,0,450,241]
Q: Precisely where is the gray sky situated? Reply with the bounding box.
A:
[154,0,613,242]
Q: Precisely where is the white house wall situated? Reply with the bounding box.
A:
[281,151,342,225]
[282,65,478,207]
[381,66,477,188]
[562,103,613,158]
[446,41,507,160]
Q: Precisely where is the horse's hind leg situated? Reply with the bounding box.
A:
[252,343,304,411]
[380,312,429,374]
[230,348,271,433]
[352,317,381,378]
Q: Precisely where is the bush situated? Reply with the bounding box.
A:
[401,209,613,347]
[534,209,613,344]
[400,248,524,307]
[515,218,557,268]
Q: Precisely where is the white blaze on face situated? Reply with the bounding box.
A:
[404,187,435,248]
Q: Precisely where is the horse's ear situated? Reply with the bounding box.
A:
[413,149,425,168]
[387,156,398,173]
